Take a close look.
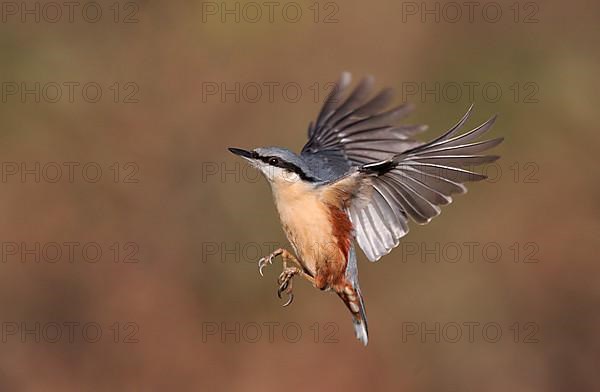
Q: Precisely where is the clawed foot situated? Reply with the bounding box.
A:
[277,268,299,307]
[258,249,283,277]
[257,248,314,307]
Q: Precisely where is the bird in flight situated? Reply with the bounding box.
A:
[229,73,502,345]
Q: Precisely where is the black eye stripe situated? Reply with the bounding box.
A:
[255,154,317,182]
[256,155,271,164]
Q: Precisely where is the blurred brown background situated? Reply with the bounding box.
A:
[0,0,598,390]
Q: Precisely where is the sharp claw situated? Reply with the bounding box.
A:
[282,293,294,307]
[258,256,271,277]
[277,282,293,306]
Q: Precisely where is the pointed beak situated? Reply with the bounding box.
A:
[228,147,254,159]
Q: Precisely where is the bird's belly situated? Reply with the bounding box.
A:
[274,193,340,276]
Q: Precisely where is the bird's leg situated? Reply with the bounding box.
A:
[257,248,314,307]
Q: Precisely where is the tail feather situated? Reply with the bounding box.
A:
[338,281,369,346]
[353,283,369,346]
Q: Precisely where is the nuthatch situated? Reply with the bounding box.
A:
[229,73,502,345]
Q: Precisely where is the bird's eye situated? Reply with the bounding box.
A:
[268,157,279,166]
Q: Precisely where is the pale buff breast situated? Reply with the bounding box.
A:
[270,179,340,276]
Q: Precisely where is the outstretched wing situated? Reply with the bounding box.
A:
[353,108,502,261]
[301,72,427,180]
[301,73,503,262]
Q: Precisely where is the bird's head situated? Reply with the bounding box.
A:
[228,146,317,186]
